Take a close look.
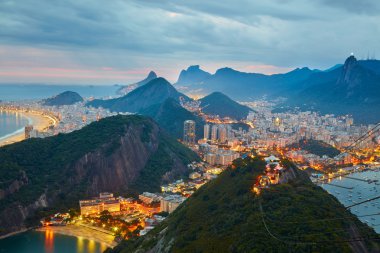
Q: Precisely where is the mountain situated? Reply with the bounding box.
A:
[88,78,190,113]
[43,91,83,106]
[176,65,212,85]
[118,71,158,95]
[0,115,199,236]
[175,65,315,100]
[199,92,252,120]
[140,98,205,140]
[290,56,380,124]
[109,157,379,253]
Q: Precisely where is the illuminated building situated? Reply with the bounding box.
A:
[204,124,210,140]
[211,125,218,141]
[160,195,186,213]
[79,193,120,216]
[184,120,196,145]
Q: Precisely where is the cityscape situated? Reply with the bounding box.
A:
[0,1,380,253]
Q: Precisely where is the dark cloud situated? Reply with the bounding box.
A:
[0,0,379,84]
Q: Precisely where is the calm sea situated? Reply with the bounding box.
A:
[0,111,30,140]
[0,231,108,253]
[0,84,119,101]
[320,170,380,233]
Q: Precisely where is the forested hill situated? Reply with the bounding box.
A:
[109,157,380,253]
[0,115,199,236]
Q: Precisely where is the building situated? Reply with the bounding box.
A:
[25,125,34,139]
[139,192,161,205]
[211,125,218,141]
[204,124,210,140]
[218,125,227,143]
[160,195,186,213]
[79,193,121,216]
[184,120,196,145]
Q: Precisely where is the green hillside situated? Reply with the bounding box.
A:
[109,157,380,253]
[0,115,199,236]
[140,98,205,140]
[288,139,341,158]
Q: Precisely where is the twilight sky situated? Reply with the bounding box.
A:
[0,0,379,84]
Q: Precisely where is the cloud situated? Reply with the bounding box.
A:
[0,0,379,84]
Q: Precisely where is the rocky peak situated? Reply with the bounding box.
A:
[338,55,358,84]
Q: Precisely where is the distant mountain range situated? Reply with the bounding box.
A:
[43,91,83,106]
[199,92,252,120]
[175,65,316,99]
[87,77,253,139]
[284,56,380,123]
[175,57,380,124]
[0,115,199,236]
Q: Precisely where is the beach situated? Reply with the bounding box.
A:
[0,110,54,147]
[36,224,117,249]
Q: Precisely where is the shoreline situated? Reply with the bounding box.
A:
[0,228,31,240]
[36,224,117,248]
[0,110,54,147]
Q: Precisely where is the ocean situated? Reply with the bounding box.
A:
[0,111,30,141]
[0,231,108,253]
[0,84,119,101]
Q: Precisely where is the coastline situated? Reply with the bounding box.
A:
[36,224,117,248]
[0,228,31,240]
[0,110,54,147]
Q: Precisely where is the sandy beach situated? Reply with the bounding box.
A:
[36,224,117,249]
[0,110,54,147]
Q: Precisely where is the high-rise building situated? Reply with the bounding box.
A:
[25,125,34,139]
[184,120,196,145]
[218,125,227,143]
[204,124,210,140]
[211,125,218,141]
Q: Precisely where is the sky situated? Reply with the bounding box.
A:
[0,0,379,85]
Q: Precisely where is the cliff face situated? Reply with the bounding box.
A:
[0,115,199,236]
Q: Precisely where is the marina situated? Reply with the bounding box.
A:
[320,170,380,233]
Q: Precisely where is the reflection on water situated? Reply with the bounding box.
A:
[45,229,54,253]
[0,111,30,139]
[0,230,108,253]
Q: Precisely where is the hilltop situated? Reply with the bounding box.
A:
[109,157,379,253]
[88,78,189,113]
[43,91,83,106]
[0,115,199,236]
[199,92,252,120]
[118,71,158,95]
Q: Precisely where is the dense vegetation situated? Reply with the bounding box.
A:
[43,91,83,106]
[0,115,199,234]
[288,139,341,158]
[199,92,252,120]
[140,98,205,140]
[110,157,379,253]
